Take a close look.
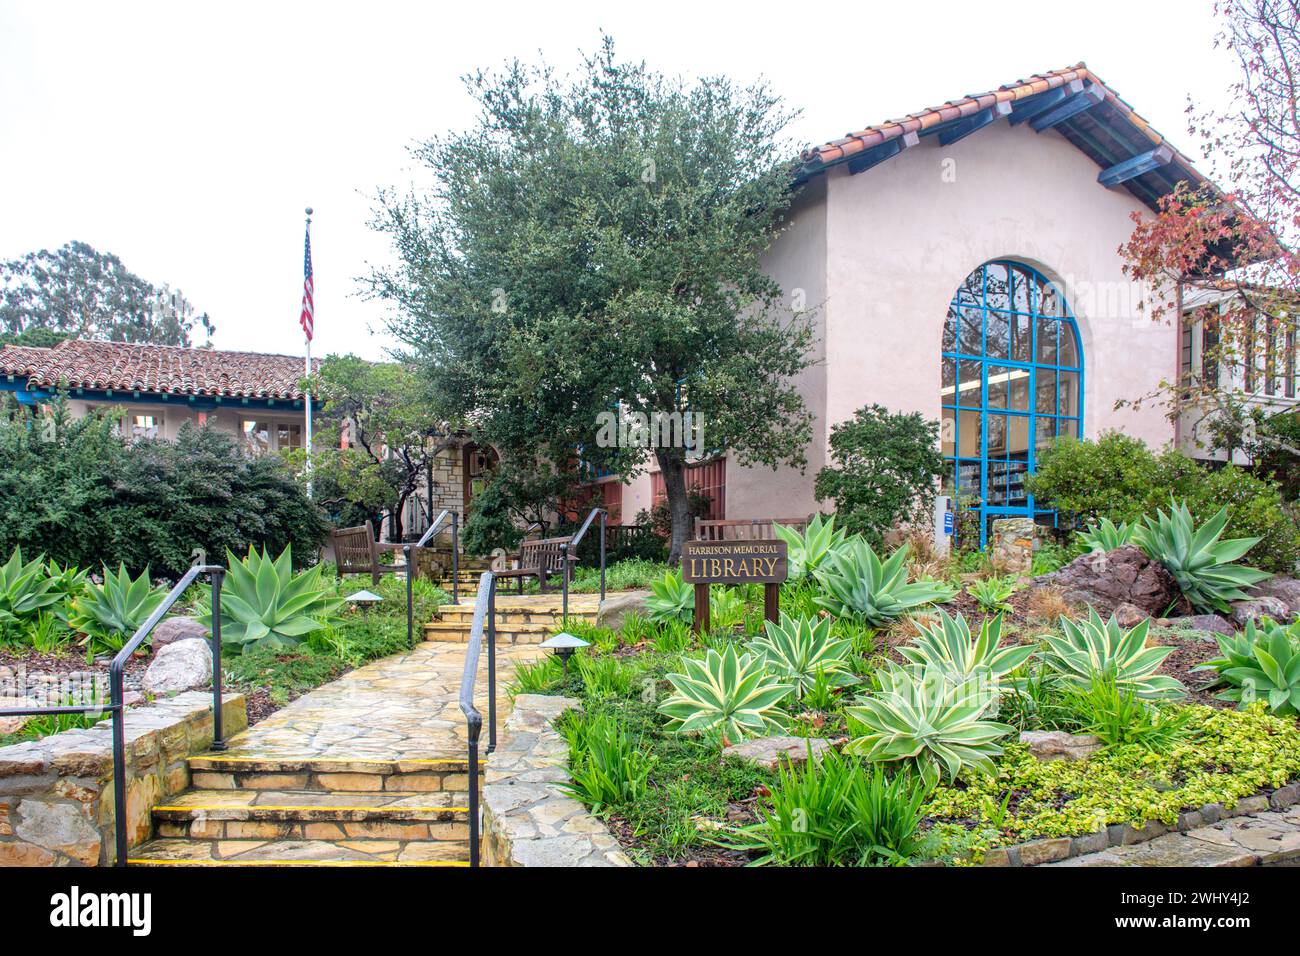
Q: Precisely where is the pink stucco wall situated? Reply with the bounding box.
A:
[623,118,1176,523]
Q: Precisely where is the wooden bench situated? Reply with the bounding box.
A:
[330,524,413,585]
[694,516,813,541]
[496,535,578,594]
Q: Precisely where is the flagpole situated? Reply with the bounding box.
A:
[304,207,314,498]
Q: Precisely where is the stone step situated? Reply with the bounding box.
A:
[186,755,480,793]
[422,621,575,644]
[151,788,470,842]
[128,837,470,866]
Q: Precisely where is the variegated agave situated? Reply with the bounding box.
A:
[1133,500,1270,613]
[846,665,1013,788]
[1039,607,1185,701]
[813,538,957,626]
[773,514,847,580]
[746,612,859,701]
[1078,517,1138,554]
[899,610,1035,684]
[658,645,793,740]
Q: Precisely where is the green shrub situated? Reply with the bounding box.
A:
[511,655,565,697]
[813,405,946,546]
[574,652,638,699]
[738,748,930,866]
[813,538,956,626]
[1060,678,1192,753]
[0,407,328,578]
[1026,432,1299,572]
[65,564,168,657]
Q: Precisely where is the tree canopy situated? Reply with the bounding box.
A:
[369,36,815,558]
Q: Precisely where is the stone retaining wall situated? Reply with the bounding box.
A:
[983,781,1300,866]
[0,691,246,866]
[481,694,631,867]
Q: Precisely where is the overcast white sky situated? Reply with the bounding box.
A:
[0,0,1237,361]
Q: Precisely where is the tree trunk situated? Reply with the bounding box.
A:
[391,490,409,542]
[657,448,691,563]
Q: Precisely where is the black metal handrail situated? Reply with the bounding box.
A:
[405,508,459,649]
[560,506,606,621]
[457,570,499,868]
[0,563,227,867]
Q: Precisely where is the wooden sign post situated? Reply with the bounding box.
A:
[681,539,788,634]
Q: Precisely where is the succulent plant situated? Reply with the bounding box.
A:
[645,569,695,624]
[900,609,1035,683]
[658,644,793,740]
[747,612,859,701]
[66,564,167,656]
[813,538,956,626]
[0,546,63,631]
[1197,618,1300,716]
[1039,607,1185,701]
[1078,517,1138,554]
[773,514,848,580]
[1134,500,1270,613]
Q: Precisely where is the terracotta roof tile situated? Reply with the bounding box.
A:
[798,63,1206,186]
[0,339,317,400]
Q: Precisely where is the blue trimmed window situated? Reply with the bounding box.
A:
[940,261,1083,546]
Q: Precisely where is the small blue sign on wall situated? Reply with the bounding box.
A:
[943,511,955,535]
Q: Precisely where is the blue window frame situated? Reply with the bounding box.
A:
[940,261,1083,547]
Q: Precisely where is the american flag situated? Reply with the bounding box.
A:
[299,224,314,341]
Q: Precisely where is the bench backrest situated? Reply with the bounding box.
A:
[331,525,380,574]
[518,536,573,573]
[693,516,812,542]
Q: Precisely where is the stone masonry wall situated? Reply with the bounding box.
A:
[0,691,246,866]
[482,694,631,867]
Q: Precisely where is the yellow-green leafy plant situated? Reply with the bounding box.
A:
[658,644,793,740]
[708,587,746,630]
[1078,517,1137,554]
[846,664,1013,788]
[773,513,847,580]
[1039,607,1185,701]
[747,612,859,701]
[1197,618,1300,716]
[1133,500,1270,612]
[814,539,957,625]
[965,576,1017,614]
[899,610,1034,684]
[0,547,64,634]
[645,569,694,624]
[198,545,343,653]
[66,564,167,656]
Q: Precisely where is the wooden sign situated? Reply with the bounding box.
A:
[681,539,788,633]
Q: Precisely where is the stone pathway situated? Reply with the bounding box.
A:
[1049,805,1300,866]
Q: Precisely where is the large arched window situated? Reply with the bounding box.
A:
[940,260,1083,545]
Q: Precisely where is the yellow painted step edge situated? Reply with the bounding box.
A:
[126,858,469,867]
[153,804,469,813]
[189,756,479,766]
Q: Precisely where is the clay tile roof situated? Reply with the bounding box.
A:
[797,63,1207,201]
[0,339,317,400]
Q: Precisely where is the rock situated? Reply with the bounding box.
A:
[722,735,836,772]
[13,799,102,865]
[1017,837,1072,865]
[149,615,210,648]
[0,714,30,735]
[990,517,1036,574]
[1113,602,1148,628]
[1229,596,1291,627]
[1158,614,1235,636]
[1250,576,1300,616]
[1019,730,1102,762]
[1035,545,1178,617]
[596,590,650,632]
[142,639,213,695]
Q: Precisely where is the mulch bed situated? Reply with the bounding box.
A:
[0,645,152,693]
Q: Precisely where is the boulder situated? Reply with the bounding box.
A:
[722,735,837,772]
[1035,545,1178,617]
[596,590,651,632]
[1156,614,1235,636]
[1229,595,1291,627]
[1019,730,1102,762]
[1249,576,1300,616]
[149,615,210,648]
[142,639,212,696]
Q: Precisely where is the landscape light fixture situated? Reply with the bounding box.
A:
[345,589,383,622]
[538,632,590,675]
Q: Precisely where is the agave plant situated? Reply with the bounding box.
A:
[1039,607,1185,701]
[658,645,794,740]
[1078,517,1138,554]
[773,514,848,580]
[1196,619,1300,716]
[66,564,167,656]
[1133,500,1270,613]
[44,559,88,601]
[845,664,1013,788]
[899,610,1035,683]
[813,538,957,625]
[198,545,343,653]
[746,612,859,701]
[0,547,63,631]
[645,570,695,624]
[966,576,1017,614]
